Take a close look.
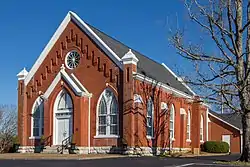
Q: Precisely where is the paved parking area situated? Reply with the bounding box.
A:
[0,154,242,167]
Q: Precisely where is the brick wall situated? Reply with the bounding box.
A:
[208,115,241,153]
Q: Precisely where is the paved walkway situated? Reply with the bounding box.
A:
[0,153,125,160]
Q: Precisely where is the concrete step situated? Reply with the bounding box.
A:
[41,146,73,154]
[41,146,61,154]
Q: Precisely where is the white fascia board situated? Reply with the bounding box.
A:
[70,73,90,94]
[43,69,90,99]
[24,11,123,86]
[134,73,193,99]
[161,63,196,95]
[208,112,242,132]
[69,11,123,69]
[43,72,61,99]
[60,70,83,96]
[24,13,71,86]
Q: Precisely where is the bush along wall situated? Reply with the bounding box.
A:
[202,141,229,153]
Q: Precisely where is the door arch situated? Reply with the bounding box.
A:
[53,89,73,145]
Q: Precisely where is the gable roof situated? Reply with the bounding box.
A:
[208,110,242,131]
[24,11,122,86]
[23,11,195,96]
[42,65,92,99]
[88,24,195,96]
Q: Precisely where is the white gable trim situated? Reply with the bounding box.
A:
[42,67,91,99]
[24,11,122,86]
[208,112,242,132]
[70,12,122,67]
[61,70,83,95]
[24,13,71,85]
[161,63,196,95]
[70,73,90,94]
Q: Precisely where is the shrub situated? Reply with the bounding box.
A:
[203,141,229,153]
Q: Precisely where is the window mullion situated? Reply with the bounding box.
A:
[107,101,110,135]
[40,105,42,137]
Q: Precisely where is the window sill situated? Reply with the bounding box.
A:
[200,140,204,143]
[94,135,120,139]
[186,139,191,142]
[29,136,41,139]
[146,136,155,140]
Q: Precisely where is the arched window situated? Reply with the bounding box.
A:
[146,98,154,137]
[186,110,191,141]
[31,97,44,137]
[200,115,204,141]
[57,91,73,111]
[169,104,175,140]
[97,89,119,136]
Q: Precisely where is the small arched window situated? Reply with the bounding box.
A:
[31,97,44,137]
[146,98,154,137]
[169,104,175,140]
[57,90,73,111]
[200,115,204,141]
[186,110,191,141]
[97,89,119,136]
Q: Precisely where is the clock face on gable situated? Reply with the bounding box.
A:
[65,51,81,69]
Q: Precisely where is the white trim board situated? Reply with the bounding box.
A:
[24,11,122,86]
[208,112,242,132]
[42,67,92,99]
[161,63,196,95]
[134,72,193,99]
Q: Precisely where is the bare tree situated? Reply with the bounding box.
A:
[170,0,250,161]
[135,74,174,155]
[0,105,17,153]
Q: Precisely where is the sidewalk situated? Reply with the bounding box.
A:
[179,152,230,158]
[0,153,126,160]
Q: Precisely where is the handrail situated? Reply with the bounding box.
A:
[60,133,74,154]
[43,135,53,147]
[39,135,52,147]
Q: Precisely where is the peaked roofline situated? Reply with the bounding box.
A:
[161,63,196,95]
[208,111,242,133]
[24,11,122,86]
[42,65,92,99]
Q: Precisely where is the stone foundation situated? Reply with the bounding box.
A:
[18,146,191,155]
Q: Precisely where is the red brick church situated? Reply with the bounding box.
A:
[17,11,242,155]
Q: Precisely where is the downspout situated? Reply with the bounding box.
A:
[88,95,91,154]
[206,109,209,141]
[240,130,243,153]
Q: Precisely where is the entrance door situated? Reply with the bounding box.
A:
[222,135,231,151]
[54,90,73,145]
[56,117,72,145]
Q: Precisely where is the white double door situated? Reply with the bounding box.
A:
[55,114,72,145]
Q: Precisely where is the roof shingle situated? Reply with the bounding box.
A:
[87,24,194,96]
[209,110,242,129]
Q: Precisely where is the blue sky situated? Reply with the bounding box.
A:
[0,0,201,105]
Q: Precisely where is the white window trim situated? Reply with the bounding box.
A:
[186,110,191,142]
[96,89,119,137]
[29,136,41,139]
[146,98,154,138]
[94,135,120,139]
[31,97,44,138]
[200,115,204,142]
[146,135,155,140]
[169,104,175,140]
